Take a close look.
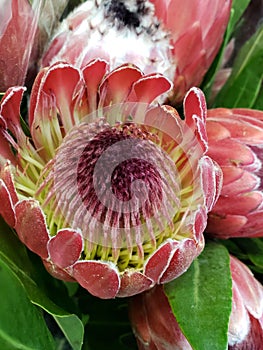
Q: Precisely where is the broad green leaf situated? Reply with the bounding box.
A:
[0,258,55,350]
[0,218,84,350]
[164,243,232,350]
[213,24,263,108]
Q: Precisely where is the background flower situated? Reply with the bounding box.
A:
[206,108,263,238]
[41,0,232,104]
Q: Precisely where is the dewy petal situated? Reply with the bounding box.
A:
[28,67,47,126]
[212,191,263,216]
[0,128,17,165]
[230,256,263,319]
[229,256,263,348]
[118,271,153,298]
[183,87,208,152]
[0,86,26,140]
[73,261,120,299]
[172,22,204,79]
[129,291,152,346]
[207,214,248,238]
[0,162,19,205]
[99,64,143,105]
[30,62,83,151]
[239,211,263,238]
[15,199,49,259]
[127,73,172,103]
[0,179,16,227]
[228,281,250,346]
[43,260,76,283]
[0,162,18,228]
[208,138,256,168]
[48,229,83,269]
[144,105,183,147]
[208,108,263,146]
[144,240,174,283]
[200,156,222,212]
[160,238,201,283]
[220,166,260,196]
[82,58,109,111]
[206,120,231,141]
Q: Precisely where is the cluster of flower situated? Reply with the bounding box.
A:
[0,1,262,349]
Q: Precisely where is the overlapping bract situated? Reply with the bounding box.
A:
[129,256,263,349]
[206,108,263,238]
[0,59,221,299]
[42,0,231,104]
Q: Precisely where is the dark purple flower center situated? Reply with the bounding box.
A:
[77,125,164,227]
[52,120,180,250]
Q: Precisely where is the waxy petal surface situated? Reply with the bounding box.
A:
[118,272,153,298]
[144,240,174,283]
[48,229,83,268]
[160,239,200,283]
[0,180,16,227]
[73,261,120,299]
[15,200,49,259]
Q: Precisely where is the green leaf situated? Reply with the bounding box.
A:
[233,238,263,270]
[227,0,251,36]
[213,24,263,108]
[0,218,84,350]
[201,0,250,101]
[0,258,55,350]
[201,24,231,100]
[78,292,135,350]
[164,242,232,350]
[252,85,263,109]
[54,315,84,350]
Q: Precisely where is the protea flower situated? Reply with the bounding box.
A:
[0,60,221,299]
[206,108,263,238]
[129,256,263,349]
[41,0,232,104]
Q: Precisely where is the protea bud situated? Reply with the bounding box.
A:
[41,0,232,104]
[0,0,38,91]
[129,256,263,349]
[0,0,70,91]
[0,59,221,299]
[206,108,263,238]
